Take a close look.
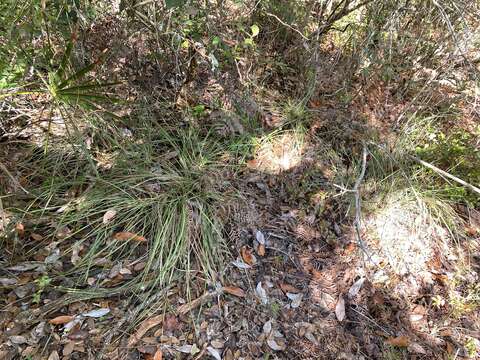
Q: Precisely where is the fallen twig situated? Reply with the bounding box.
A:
[331,144,376,264]
[0,161,29,194]
[370,142,480,196]
[352,144,376,265]
[265,12,309,41]
[0,196,6,231]
[409,154,480,196]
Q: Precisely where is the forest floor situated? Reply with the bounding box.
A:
[1,2,480,360]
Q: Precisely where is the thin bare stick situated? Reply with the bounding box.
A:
[265,12,309,41]
[368,141,480,196]
[234,58,244,85]
[0,161,29,194]
[0,196,6,231]
[332,144,375,264]
[409,154,480,196]
[352,144,376,265]
[350,306,394,336]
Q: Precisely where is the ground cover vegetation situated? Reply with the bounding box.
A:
[0,0,479,359]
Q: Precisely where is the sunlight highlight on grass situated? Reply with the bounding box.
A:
[249,130,305,174]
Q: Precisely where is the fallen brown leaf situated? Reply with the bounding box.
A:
[240,246,255,265]
[128,315,163,348]
[433,273,449,285]
[15,223,25,237]
[408,342,427,355]
[163,314,180,332]
[30,233,43,241]
[48,350,60,360]
[409,305,426,322]
[267,338,286,351]
[246,159,258,169]
[103,209,117,224]
[465,225,478,236]
[446,341,454,354]
[113,231,146,242]
[55,226,71,239]
[222,286,246,297]
[257,244,265,256]
[177,291,217,315]
[386,336,410,347]
[344,242,356,254]
[279,282,300,294]
[22,346,36,358]
[10,335,27,344]
[287,292,303,308]
[255,282,268,305]
[372,292,385,305]
[137,345,156,354]
[49,315,74,325]
[440,329,452,337]
[67,329,88,341]
[153,349,163,360]
[335,295,346,322]
[63,341,75,357]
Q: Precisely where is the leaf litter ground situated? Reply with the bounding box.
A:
[1,11,480,360]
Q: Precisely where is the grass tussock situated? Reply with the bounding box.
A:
[6,127,233,298]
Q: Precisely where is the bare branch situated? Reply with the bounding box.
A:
[352,143,376,265]
[409,155,480,196]
[265,12,309,41]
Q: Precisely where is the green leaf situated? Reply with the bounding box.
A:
[165,0,186,8]
[58,92,119,103]
[57,37,74,80]
[244,38,254,46]
[58,62,97,89]
[61,81,122,93]
[251,24,260,37]
[192,104,205,116]
[212,36,220,46]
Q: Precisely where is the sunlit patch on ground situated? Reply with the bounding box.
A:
[365,193,450,277]
[248,130,305,174]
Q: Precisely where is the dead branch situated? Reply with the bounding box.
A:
[332,144,376,264]
[265,12,309,41]
[409,154,480,196]
[352,143,376,265]
[370,141,480,196]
